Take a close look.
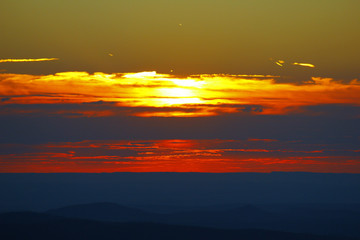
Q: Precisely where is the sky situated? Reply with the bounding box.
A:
[0,0,359,172]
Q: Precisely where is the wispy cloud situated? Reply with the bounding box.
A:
[275,60,285,67]
[292,62,315,68]
[0,58,59,63]
[271,59,315,68]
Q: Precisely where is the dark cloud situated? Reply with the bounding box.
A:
[0,111,359,148]
[0,102,266,118]
[301,104,360,118]
[82,100,117,105]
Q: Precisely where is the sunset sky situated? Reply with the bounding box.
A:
[0,0,359,172]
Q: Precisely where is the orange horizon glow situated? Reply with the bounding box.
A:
[0,71,359,117]
[0,139,359,173]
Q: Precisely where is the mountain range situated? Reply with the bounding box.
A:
[2,202,358,239]
[0,210,357,240]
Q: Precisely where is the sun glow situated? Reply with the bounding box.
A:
[123,71,155,78]
[159,97,203,106]
[170,79,205,88]
[1,71,360,117]
[158,87,198,98]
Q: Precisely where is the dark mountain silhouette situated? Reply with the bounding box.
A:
[0,211,63,224]
[0,212,356,240]
[44,202,360,238]
[163,204,275,229]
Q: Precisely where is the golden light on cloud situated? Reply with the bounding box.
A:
[0,58,59,63]
[0,71,359,117]
[292,62,315,68]
[275,60,285,67]
[271,59,315,68]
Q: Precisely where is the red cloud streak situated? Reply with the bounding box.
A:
[0,140,359,173]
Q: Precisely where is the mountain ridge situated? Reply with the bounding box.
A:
[0,211,356,240]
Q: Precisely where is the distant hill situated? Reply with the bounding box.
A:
[163,204,275,229]
[44,202,360,238]
[2,173,360,212]
[0,212,355,240]
[0,211,63,224]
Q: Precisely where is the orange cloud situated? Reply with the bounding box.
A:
[0,71,359,117]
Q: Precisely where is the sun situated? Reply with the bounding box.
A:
[156,87,203,106]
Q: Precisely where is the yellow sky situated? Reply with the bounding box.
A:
[0,0,359,79]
